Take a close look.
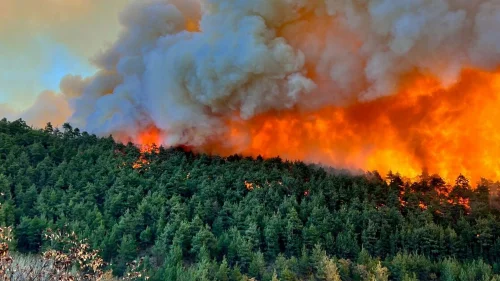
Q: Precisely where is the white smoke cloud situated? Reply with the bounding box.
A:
[54,0,500,147]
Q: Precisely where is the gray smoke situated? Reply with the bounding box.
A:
[12,0,500,146]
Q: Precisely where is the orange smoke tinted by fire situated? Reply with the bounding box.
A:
[133,69,500,183]
[185,18,200,32]
[199,68,500,184]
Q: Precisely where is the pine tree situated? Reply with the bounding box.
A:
[285,208,303,257]
[362,220,378,255]
[191,224,217,260]
[336,223,360,259]
[245,221,261,251]
[248,251,266,279]
[216,257,230,281]
[116,234,138,275]
[402,273,418,281]
[265,214,282,259]
[370,262,389,281]
[272,269,280,281]
[323,257,341,281]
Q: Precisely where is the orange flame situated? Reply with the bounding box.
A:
[132,126,162,169]
[418,202,428,210]
[130,69,500,183]
[136,126,162,153]
[126,4,500,183]
[244,181,254,190]
[198,68,500,184]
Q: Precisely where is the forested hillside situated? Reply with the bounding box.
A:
[1,118,500,281]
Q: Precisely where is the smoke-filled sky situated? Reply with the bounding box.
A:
[2,0,500,181]
[0,0,127,111]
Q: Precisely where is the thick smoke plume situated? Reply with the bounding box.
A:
[67,0,500,138]
[11,0,500,181]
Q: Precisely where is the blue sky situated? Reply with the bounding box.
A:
[0,0,127,111]
[0,36,95,109]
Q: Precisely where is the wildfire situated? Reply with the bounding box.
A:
[136,127,162,153]
[125,68,500,187]
[244,181,254,190]
[418,202,428,210]
[127,69,500,183]
[200,68,500,184]
[452,197,471,213]
[132,158,149,170]
[132,127,161,169]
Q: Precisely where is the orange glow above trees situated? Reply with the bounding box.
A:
[129,69,500,183]
[206,69,500,183]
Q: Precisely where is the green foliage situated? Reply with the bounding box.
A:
[1,118,500,280]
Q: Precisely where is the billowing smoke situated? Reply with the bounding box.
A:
[8,0,500,181]
[62,0,500,147]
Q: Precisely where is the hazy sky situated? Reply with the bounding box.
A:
[0,0,128,110]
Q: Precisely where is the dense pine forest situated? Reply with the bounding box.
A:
[2,118,500,281]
